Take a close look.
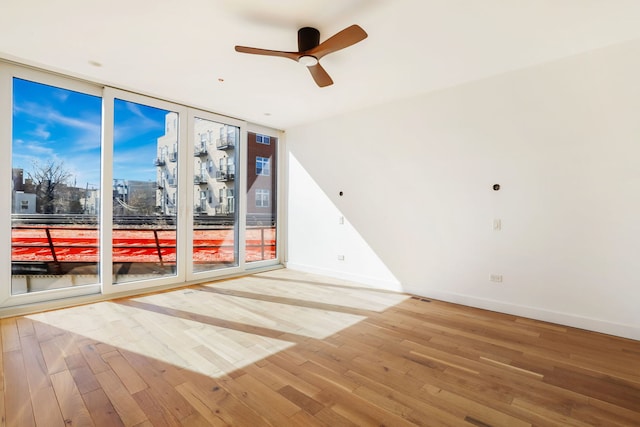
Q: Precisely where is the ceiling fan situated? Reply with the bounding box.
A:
[235,25,368,88]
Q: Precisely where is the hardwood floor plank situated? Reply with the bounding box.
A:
[120,350,196,422]
[570,399,640,426]
[19,334,51,393]
[174,382,229,427]
[313,407,359,427]
[66,353,102,395]
[218,372,301,424]
[543,365,640,412]
[424,387,531,427]
[82,388,125,427]
[80,343,112,374]
[0,270,638,426]
[178,412,218,427]
[40,338,69,375]
[277,384,324,415]
[4,350,35,427]
[31,385,65,427]
[94,369,148,426]
[15,318,35,338]
[174,374,271,427]
[50,370,95,426]
[132,388,182,427]
[1,319,20,354]
[344,368,467,426]
[102,350,148,395]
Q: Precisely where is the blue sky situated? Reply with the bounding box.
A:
[12,78,169,187]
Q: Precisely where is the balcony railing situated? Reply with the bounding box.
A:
[215,205,231,215]
[11,223,275,273]
[216,138,235,150]
[194,147,208,157]
[154,158,166,166]
[194,174,208,185]
[166,178,177,187]
[215,171,235,182]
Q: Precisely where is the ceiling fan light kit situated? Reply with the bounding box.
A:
[298,55,318,67]
[235,24,368,87]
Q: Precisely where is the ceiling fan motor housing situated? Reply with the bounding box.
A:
[298,27,320,52]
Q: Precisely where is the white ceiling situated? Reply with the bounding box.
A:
[2,0,640,130]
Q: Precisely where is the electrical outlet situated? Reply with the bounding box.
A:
[337,255,345,261]
[490,274,503,283]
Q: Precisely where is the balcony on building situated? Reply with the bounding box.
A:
[216,169,235,182]
[154,157,166,166]
[216,137,235,150]
[169,151,177,162]
[215,205,231,215]
[194,174,208,185]
[167,177,177,188]
[194,146,207,157]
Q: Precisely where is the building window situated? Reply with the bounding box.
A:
[256,156,270,176]
[256,134,270,145]
[255,189,270,208]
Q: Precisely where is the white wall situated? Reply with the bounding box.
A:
[286,39,640,340]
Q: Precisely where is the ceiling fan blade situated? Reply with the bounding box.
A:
[234,46,300,61]
[307,63,333,87]
[308,25,368,60]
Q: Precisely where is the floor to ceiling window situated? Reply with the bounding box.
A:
[246,131,278,264]
[0,62,281,308]
[191,115,240,274]
[10,76,102,299]
[112,98,179,285]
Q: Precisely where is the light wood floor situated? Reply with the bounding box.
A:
[1,269,639,426]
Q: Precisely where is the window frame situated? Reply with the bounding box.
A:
[256,156,271,176]
[256,134,271,145]
[0,59,284,312]
[255,189,270,208]
[0,63,104,307]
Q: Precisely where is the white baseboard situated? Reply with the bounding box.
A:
[408,286,640,341]
[284,264,639,341]
[285,262,403,292]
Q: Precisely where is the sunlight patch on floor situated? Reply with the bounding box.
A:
[131,285,368,340]
[26,270,410,379]
[24,274,408,378]
[27,299,295,378]
[220,269,411,311]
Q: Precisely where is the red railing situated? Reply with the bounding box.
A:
[11,225,276,268]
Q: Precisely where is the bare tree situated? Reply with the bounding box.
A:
[27,159,72,214]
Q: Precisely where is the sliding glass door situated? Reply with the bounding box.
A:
[246,130,279,265]
[1,61,281,308]
[190,113,241,275]
[3,68,103,305]
[102,89,188,294]
[111,98,181,285]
